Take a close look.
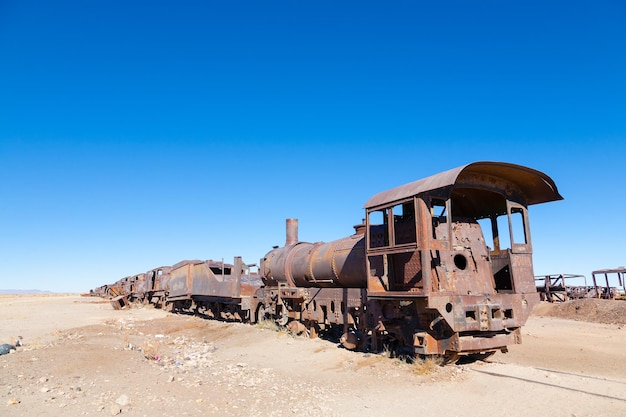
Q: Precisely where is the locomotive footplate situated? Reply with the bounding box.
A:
[414,328,520,355]
[455,329,520,353]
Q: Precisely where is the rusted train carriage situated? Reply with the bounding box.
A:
[167,257,259,321]
[127,273,146,302]
[257,162,562,358]
[141,266,173,307]
[106,277,128,298]
[88,285,108,297]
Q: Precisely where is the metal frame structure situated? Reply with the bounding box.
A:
[534,274,588,302]
[591,268,626,299]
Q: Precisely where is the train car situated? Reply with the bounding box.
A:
[103,276,132,309]
[105,277,128,298]
[257,161,562,359]
[128,273,146,302]
[88,285,108,297]
[166,257,259,321]
[143,266,173,307]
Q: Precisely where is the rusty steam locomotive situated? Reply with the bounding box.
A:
[91,161,562,361]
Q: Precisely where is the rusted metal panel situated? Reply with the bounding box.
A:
[190,260,238,299]
[510,253,536,294]
[110,295,129,310]
[455,329,520,353]
[364,161,563,209]
[428,293,537,333]
[167,260,200,299]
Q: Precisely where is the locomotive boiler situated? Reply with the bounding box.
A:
[258,161,562,358]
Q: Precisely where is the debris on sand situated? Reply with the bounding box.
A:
[0,343,16,355]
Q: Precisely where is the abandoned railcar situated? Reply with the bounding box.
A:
[93,161,561,360]
[166,257,259,321]
[257,162,562,358]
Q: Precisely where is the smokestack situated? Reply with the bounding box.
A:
[286,218,298,246]
[353,218,366,235]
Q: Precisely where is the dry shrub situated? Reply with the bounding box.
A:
[141,342,160,360]
[255,319,281,332]
[411,356,442,375]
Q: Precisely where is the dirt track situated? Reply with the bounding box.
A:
[1,295,625,417]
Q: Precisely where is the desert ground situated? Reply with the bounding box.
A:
[1,294,625,417]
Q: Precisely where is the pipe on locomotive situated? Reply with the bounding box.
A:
[261,218,367,288]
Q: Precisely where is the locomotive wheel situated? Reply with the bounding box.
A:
[237,307,249,322]
[340,331,359,350]
[307,321,319,339]
[276,311,288,326]
[256,304,267,323]
[211,302,221,319]
[287,321,307,335]
[442,352,460,365]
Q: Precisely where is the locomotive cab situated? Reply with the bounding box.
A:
[365,191,534,296]
[363,162,562,356]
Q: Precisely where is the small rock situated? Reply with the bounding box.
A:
[115,394,130,406]
[7,398,20,405]
[38,377,48,384]
[168,376,175,383]
[110,404,122,415]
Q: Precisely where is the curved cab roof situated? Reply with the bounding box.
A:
[364,161,563,209]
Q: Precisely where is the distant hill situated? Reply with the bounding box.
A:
[0,289,55,295]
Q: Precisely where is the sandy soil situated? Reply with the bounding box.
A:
[1,295,625,417]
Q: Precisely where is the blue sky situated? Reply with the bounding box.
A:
[1,1,624,292]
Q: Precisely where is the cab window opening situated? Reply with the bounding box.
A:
[477,217,494,250]
[368,209,389,248]
[431,198,448,240]
[511,207,528,244]
[496,214,511,250]
[393,201,416,245]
